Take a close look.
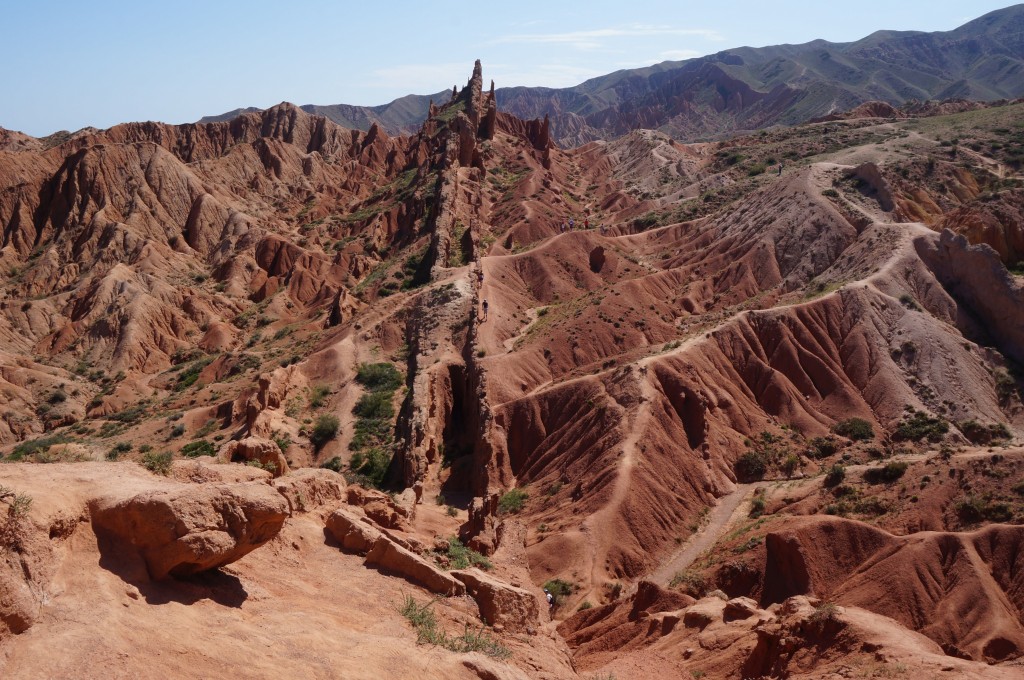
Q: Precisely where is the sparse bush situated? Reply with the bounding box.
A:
[309,384,331,408]
[824,464,846,487]
[446,505,458,517]
[959,420,1011,445]
[808,436,839,459]
[355,363,403,392]
[273,432,292,453]
[781,453,800,478]
[106,441,132,461]
[749,494,767,518]
[169,424,186,438]
[736,451,768,481]
[348,447,391,487]
[320,456,343,473]
[893,411,948,442]
[399,595,510,659]
[180,440,215,458]
[833,418,874,441]
[498,488,528,515]
[353,391,394,420]
[864,461,908,484]
[543,578,577,605]
[441,537,492,570]
[669,570,708,597]
[310,414,340,449]
[141,451,173,475]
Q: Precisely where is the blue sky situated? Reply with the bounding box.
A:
[0,1,1014,136]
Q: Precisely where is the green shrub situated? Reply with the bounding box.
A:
[399,595,510,658]
[498,488,528,515]
[355,363,403,392]
[9,434,72,461]
[348,448,391,487]
[310,414,340,448]
[864,461,908,484]
[320,456,343,473]
[141,451,173,475]
[824,464,846,487]
[959,420,1011,445]
[353,391,394,420]
[180,440,216,458]
[781,453,800,478]
[833,418,874,441]
[808,436,839,459]
[749,494,767,518]
[273,432,291,453]
[169,424,186,438]
[441,537,492,570]
[735,451,768,481]
[668,570,708,597]
[894,411,948,442]
[106,441,132,461]
[543,578,576,605]
[309,384,331,408]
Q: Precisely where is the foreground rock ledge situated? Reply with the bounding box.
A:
[89,481,289,580]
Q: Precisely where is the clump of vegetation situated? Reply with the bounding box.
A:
[308,384,331,408]
[8,434,73,461]
[749,490,767,518]
[955,494,1013,524]
[864,461,908,484]
[808,436,839,459]
[106,441,132,461]
[832,418,874,441]
[348,448,390,487]
[669,570,709,597]
[824,464,846,487]
[141,450,173,475]
[735,431,792,481]
[1,485,34,547]
[356,362,404,391]
[320,456,343,473]
[809,601,841,625]
[498,488,528,515]
[173,357,212,391]
[959,420,1011,445]
[180,440,216,458]
[310,414,340,449]
[542,578,577,606]
[893,410,948,442]
[439,537,492,570]
[399,595,510,659]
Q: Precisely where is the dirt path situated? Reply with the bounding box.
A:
[646,482,756,588]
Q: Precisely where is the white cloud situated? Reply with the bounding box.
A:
[494,25,723,51]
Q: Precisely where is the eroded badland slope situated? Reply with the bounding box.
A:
[2,63,1024,679]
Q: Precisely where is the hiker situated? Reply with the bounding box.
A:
[560,222,567,234]
[476,267,484,285]
[778,162,784,176]
[544,589,553,608]
[600,224,607,235]
[568,218,574,231]
[584,217,590,229]
[481,299,489,320]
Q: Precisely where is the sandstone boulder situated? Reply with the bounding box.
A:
[274,468,345,513]
[683,597,726,629]
[90,482,288,580]
[452,568,540,633]
[220,437,289,477]
[325,507,381,554]
[346,486,409,529]
[364,535,465,596]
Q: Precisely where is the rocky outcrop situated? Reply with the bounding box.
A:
[273,468,345,513]
[346,486,410,529]
[220,437,289,477]
[452,568,540,633]
[325,507,382,554]
[89,481,288,580]
[364,534,465,596]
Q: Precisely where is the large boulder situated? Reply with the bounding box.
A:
[325,507,381,554]
[364,535,465,596]
[346,486,409,529]
[220,437,289,477]
[452,568,540,633]
[274,468,345,513]
[89,481,288,580]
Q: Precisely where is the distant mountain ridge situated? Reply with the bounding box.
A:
[200,4,1024,146]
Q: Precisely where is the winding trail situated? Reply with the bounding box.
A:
[647,482,756,588]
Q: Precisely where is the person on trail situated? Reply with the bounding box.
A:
[778,162,784,176]
[568,218,574,231]
[560,222,567,234]
[544,589,554,608]
[481,299,489,320]
[600,224,606,235]
[584,217,590,229]
[476,267,484,285]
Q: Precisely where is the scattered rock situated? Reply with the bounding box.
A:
[364,535,465,596]
[452,567,540,633]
